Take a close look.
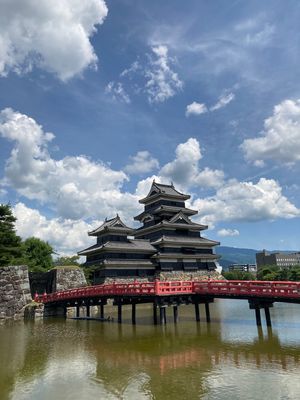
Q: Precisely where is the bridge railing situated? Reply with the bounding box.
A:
[35,280,300,303]
[156,281,193,295]
[192,280,300,298]
[35,281,157,303]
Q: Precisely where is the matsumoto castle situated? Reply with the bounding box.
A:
[78,181,220,283]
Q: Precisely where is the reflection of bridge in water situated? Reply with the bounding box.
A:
[2,317,300,400]
[91,327,300,374]
[89,323,300,399]
[36,280,300,327]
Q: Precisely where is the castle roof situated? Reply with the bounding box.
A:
[134,219,208,237]
[134,205,197,221]
[139,182,190,204]
[151,235,220,247]
[78,238,157,256]
[88,215,133,236]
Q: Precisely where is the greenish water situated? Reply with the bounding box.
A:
[1,299,300,400]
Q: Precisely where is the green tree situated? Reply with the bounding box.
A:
[275,268,290,281]
[0,204,22,266]
[257,265,279,280]
[262,272,278,281]
[53,255,80,266]
[22,237,53,272]
[223,270,255,280]
[82,265,96,285]
[289,266,300,281]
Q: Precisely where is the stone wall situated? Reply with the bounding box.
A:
[0,265,86,320]
[55,266,87,291]
[29,266,87,296]
[0,265,32,320]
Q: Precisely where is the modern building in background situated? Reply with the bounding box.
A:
[256,250,300,269]
[228,264,257,273]
[78,182,220,283]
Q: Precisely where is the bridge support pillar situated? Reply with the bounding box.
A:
[249,300,273,327]
[118,303,122,324]
[173,305,179,323]
[44,304,66,318]
[153,304,158,325]
[255,308,261,326]
[100,304,104,319]
[205,302,211,323]
[132,303,136,325]
[76,305,80,318]
[194,303,200,322]
[264,307,272,327]
[160,306,167,325]
[86,305,90,318]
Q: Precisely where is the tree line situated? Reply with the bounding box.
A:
[223,265,300,281]
[0,204,79,272]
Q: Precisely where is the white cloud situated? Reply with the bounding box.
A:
[0,108,140,221]
[217,228,240,237]
[120,61,141,77]
[125,151,159,175]
[241,99,300,166]
[160,138,224,189]
[245,24,275,47]
[1,109,299,255]
[145,45,183,103]
[0,0,108,80]
[106,45,182,104]
[105,81,130,103]
[192,178,300,228]
[185,102,208,117]
[210,92,235,111]
[13,202,95,255]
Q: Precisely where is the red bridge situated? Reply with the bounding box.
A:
[35,280,300,327]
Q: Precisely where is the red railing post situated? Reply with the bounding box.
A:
[155,279,159,295]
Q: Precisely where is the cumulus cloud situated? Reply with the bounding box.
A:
[105,81,130,103]
[0,108,140,221]
[210,92,235,111]
[160,138,224,189]
[241,99,300,166]
[0,0,108,80]
[13,203,95,255]
[1,109,299,254]
[217,228,240,237]
[185,102,208,117]
[145,45,183,103]
[125,151,159,175]
[192,178,300,228]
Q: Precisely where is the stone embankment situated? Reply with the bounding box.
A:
[102,270,224,284]
[0,265,32,320]
[0,265,87,320]
[55,266,87,291]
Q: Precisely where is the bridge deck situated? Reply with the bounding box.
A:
[35,280,300,304]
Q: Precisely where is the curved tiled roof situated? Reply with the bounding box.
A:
[88,215,133,236]
[139,181,190,204]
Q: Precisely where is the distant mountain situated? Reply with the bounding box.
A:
[215,246,297,270]
[215,246,257,270]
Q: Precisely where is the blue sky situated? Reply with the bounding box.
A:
[0,0,300,254]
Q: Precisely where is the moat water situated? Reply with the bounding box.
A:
[1,299,300,400]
